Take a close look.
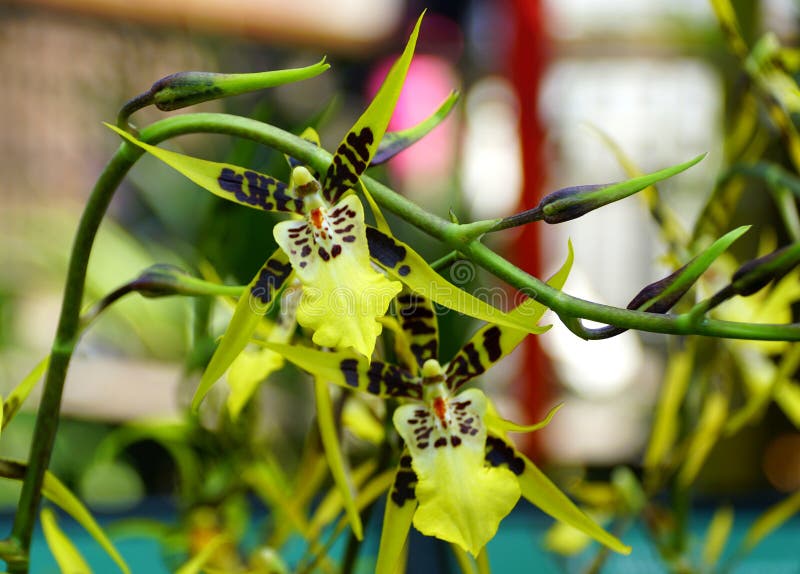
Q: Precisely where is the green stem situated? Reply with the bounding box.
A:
[15,108,800,570]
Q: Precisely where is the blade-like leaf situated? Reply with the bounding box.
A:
[643,345,695,470]
[314,377,363,540]
[41,507,92,574]
[42,471,131,574]
[174,533,229,574]
[193,249,292,411]
[322,13,424,203]
[702,505,734,567]
[739,489,800,556]
[106,124,303,214]
[3,354,50,429]
[372,90,459,165]
[678,389,729,488]
[366,226,551,336]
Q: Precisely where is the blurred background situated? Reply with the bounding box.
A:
[1,0,799,570]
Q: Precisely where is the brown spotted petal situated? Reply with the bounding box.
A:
[273,195,401,357]
[392,388,521,556]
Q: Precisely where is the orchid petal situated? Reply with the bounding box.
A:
[259,343,422,400]
[394,389,520,556]
[372,91,459,166]
[375,453,418,574]
[286,126,322,171]
[485,403,564,435]
[485,434,631,555]
[366,226,550,336]
[322,14,423,204]
[226,345,284,419]
[445,242,573,390]
[314,377,363,540]
[395,289,439,372]
[193,249,293,411]
[107,124,303,214]
[274,195,401,357]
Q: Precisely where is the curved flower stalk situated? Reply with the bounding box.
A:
[261,244,629,560]
[108,14,548,412]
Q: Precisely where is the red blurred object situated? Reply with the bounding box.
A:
[508,0,551,457]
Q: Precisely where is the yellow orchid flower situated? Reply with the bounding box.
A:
[261,244,630,560]
[107,13,549,413]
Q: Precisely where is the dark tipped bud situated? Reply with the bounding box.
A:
[129,264,195,297]
[627,261,693,313]
[536,184,608,223]
[118,60,330,127]
[731,243,800,296]
[532,154,705,224]
[150,59,329,111]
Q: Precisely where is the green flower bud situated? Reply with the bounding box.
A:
[731,243,800,296]
[150,59,329,111]
[532,154,705,224]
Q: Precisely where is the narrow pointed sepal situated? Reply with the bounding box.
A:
[322,14,424,203]
[376,453,418,574]
[393,389,520,555]
[193,249,293,411]
[486,433,631,555]
[366,226,550,336]
[274,195,401,356]
[258,343,422,399]
[106,124,303,213]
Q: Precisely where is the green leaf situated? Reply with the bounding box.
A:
[106,124,303,214]
[313,377,363,540]
[308,460,377,538]
[3,355,50,429]
[174,533,229,574]
[322,13,424,203]
[193,249,292,411]
[366,226,551,336]
[739,489,800,556]
[372,90,459,165]
[643,345,695,470]
[702,505,734,567]
[677,389,729,488]
[41,507,92,574]
[150,58,330,111]
[42,471,131,574]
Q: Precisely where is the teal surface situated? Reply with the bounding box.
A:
[10,502,800,573]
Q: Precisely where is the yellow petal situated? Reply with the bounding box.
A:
[226,346,284,419]
[274,195,401,356]
[393,389,520,555]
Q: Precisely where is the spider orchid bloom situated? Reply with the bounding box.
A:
[108,14,546,412]
[262,245,630,560]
